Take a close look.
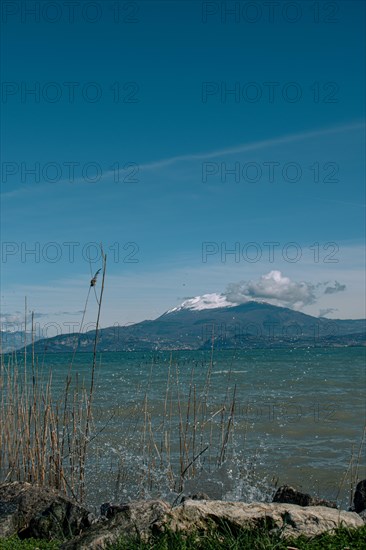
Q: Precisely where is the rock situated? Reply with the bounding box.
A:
[99,503,111,517]
[273,485,312,506]
[167,500,363,539]
[273,485,337,508]
[0,482,92,540]
[62,499,363,549]
[358,509,366,523]
[62,500,170,549]
[2,482,364,549]
[354,480,366,513]
[99,502,129,519]
[180,492,211,504]
[188,492,211,501]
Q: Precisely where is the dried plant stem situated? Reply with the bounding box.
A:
[79,249,107,501]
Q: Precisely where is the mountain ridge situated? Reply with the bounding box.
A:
[15,300,365,353]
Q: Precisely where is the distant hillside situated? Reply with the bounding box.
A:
[0,331,43,354]
[28,302,366,353]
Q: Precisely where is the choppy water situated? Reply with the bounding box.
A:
[6,347,366,510]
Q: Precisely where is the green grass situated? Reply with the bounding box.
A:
[0,537,61,550]
[107,524,366,550]
[1,525,365,550]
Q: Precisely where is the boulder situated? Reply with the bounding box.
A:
[62,498,363,549]
[62,499,170,549]
[0,482,93,540]
[354,480,366,513]
[273,485,337,508]
[167,500,363,538]
[2,481,364,549]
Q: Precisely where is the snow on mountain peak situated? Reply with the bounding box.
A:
[166,293,237,313]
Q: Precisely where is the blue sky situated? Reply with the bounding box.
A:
[1,0,365,334]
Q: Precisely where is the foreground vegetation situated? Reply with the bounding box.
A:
[0,251,242,502]
[0,258,107,502]
[1,524,366,549]
[109,525,366,549]
[0,538,60,549]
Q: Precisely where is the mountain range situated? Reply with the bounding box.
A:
[16,294,366,353]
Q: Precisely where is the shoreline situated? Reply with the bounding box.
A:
[1,481,365,549]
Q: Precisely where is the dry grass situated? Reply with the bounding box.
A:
[0,323,238,504]
[0,250,107,503]
[116,342,239,499]
[0,343,89,500]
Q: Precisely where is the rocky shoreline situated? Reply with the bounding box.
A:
[0,481,365,549]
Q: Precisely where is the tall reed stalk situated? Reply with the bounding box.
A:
[125,349,237,497]
[0,249,107,503]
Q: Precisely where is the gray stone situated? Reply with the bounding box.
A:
[62,499,170,549]
[354,480,366,513]
[0,482,92,540]
[180,492,211,504]
[167,500,363,538]
[61,498,364,549]
[99,502,129,519]
[273,485,337,508]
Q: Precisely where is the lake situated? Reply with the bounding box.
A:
[4,347,366,511]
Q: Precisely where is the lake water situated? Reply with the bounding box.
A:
[5,347,366,511]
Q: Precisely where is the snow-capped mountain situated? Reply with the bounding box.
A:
[25,300,366,353]
[166,293,238,313]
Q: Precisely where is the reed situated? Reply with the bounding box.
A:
[334,424,366,509]
[114,345,239,498]
[0,250,107,503]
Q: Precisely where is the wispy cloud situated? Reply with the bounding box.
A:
[138,121,364,172]
[324,281,346,294]
[2,120,364,200]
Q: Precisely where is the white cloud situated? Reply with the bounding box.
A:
[224,270,346,310]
